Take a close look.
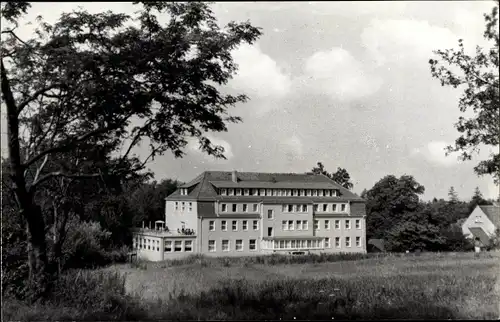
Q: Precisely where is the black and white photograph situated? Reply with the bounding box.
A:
[1,1,499,320]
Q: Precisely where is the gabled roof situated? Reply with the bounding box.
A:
[166,171,363,201]
[367,239,385,252]
[478,205,500,228]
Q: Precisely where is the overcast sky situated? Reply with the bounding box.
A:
[1,1,499,201]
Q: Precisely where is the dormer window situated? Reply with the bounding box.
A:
[260,189,266,196]
[180,188,188,196]
[221,189,227,196]
[228,189,234,196]
[292,189,298,196]
[236,189,242,196]
[252,189,258,196]
[319,190,323,197]
[244,189,250,196]
[313,190,318,196]
[306,190,312,196]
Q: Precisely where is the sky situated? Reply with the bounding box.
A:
[1,1,499,201]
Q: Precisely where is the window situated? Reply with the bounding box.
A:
[188,202,192,212]
[346,237,351,247]
[475,216,482,223]
[175,202,179,210]
[297,220,303,230]
[289,220,294,231]
[268,227,273,237]
[335,220,340,229]
[236,189,242,196]
[184,240,193,252]
[307,240,312,248]
[165,240,172,252]
[335,237,341,248]
[356,237,361,247]
[268,209,274,219]
[249,239,256,251]
[314,220,319,230]
[325,238,331,248]
[243,204,248,212]
[282,220,288,230]
[221,204,227,212]
[253,220,259,230]
[307,189,312,196]
[292,189,298,196]
[313,204,319,212]
[252,189,258,196]
[253,204,258,212]
[319,189,323,197]
[222,240,230,252]
[346,220,351,229]
[181,202,185,211]
[288,205,293,212]
[303,205,308,212]
[243,220,248,231]
[313,189,318,196]
[244,189,249,196]
[260,189,266,196]
[299,189,305,196]
[208,240,216,252]
[232,204,237,212]
[341,204,347,212]
[332,204,337,212]
[221,188,227,196]
[232,220,238,231]
[322,204,328,212]
[303,221,309,230]
[228,189,234,196]
[209,221,215,231]
[291,240,296,248]
[356,219,361,229]
[325,220,330,230]
[267,189,272,196]
[286,240,291,249]
[221,220,227,231]
[236,239,243,251]
[174,241,182,252]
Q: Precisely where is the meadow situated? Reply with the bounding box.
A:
[3,252,500,320]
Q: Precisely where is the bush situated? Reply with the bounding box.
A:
[2,269,146,321]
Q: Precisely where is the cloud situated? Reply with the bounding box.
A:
[411,141,462,166]
[302,47,382,101]
[361,19,458,67]
[187,135,234,161]
[229,44,292,100]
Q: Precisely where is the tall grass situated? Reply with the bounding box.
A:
[3,252,499,320]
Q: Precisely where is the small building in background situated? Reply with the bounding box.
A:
[462,204,500,247]
[367,238,386,253]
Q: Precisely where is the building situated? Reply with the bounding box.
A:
[132,170,367,261]
[462,204,500,246]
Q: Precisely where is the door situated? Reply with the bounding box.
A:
[268,227,273,237]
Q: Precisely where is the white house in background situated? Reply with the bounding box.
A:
[462,204,500,245]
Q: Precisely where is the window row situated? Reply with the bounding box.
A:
[133,238,193,252]
[209,219,259,232]
[282,220,309,231]
[313,219,362,230]
[313,203,347,213]
[327,236,362,248]
[221,203,259,213]
[174,201,193,212]
[220,188,339,197]
[271,239,323,249]
[208,239,257,252]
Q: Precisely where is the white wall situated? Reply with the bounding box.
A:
[165,200,198,232]
[462,206,496,238]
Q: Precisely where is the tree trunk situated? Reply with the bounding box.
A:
[2,59,53,302]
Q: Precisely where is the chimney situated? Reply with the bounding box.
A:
[232,170,238,183]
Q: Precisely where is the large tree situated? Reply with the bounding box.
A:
[1,1,261,300]
[429,2,500,184]
[310,162,354,190]
[364,174,425,239]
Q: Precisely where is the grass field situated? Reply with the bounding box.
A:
[4,252,500,320]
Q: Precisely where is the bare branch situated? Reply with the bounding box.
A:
[30,171,101,191]
[33,154,49,182]
[17,84,64,115]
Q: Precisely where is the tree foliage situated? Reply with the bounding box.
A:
[311,162,354,190]
[429,2,500,184]
[1,1,262,300]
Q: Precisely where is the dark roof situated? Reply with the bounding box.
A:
[167,171,363,201]
[479,205,500,227]
[368,239,385,251]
